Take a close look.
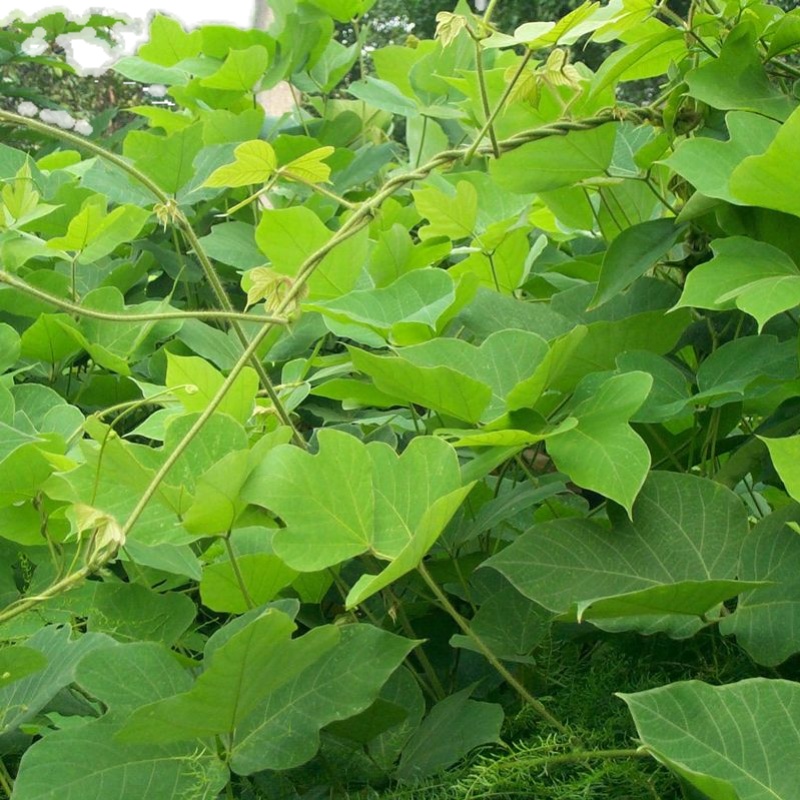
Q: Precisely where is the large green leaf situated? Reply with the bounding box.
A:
[13,642,227,800]
[230,624,413,774]
[730,106,800,219]
[165,353,258,424]
[663,111,779,203]
[201,46,269,91]
[676,237,800,330]
[685,22,794,119]
[412,181,477,240]
[0,626,111,736]
[242,431,468,597]
[621,679,800,800]
[117,609,339,744]
[763,435,800,502]
[137,15,202,66]
[48,201,150,264]
[489,124,616,193]
[307,269,464,345]
[353,329,550,423]
[485,472,750,635]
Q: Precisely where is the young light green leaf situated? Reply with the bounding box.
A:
[203,140,277,188]
[282,146,335,184]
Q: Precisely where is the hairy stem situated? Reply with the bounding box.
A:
[0,270,287,325]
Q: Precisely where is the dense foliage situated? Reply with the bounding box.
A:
[1,0,800,797]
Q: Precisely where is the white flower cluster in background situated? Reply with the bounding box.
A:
[16,101,93,136]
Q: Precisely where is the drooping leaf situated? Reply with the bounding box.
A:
[396,687,504,782]
[591,219,684,307]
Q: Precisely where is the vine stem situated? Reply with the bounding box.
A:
[464,49,533,164]
[0,109,304,448]
[482,0,502,27]
[113,113,627,548]
[0,271,287,325]
[416,562,572,738]
[474,38,501,159]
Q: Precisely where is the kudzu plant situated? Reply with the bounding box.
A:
[1,0,800,797]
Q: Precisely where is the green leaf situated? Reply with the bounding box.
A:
[0,323,21,373]
[413,181,477,241]
[352,346,491,423]
[686,22,794,119]
[230,624,414,774]
[485,472,750,635]
[255,206,365,300]
[763,435,800,502]
[203,140,277,187]
[694,336,797,407]
[13,642,228,800]
[85,583,196,646]
[547,371,653,513]
[591,219,684,307]
[282,146,335,184]
[675,237,800,329]
[0,646,47,690]
[663,111,779,203]
[348,77,420,117]
[396,687,503,781]
[720,505,800,666]
[117,610,339,744]
[574,579,765,623]
[201,46,269,91]
[123,124,204,195]
[196,221,265,270]
[307,270,463,345]
[620,678,800,800]
[730,106,800,219]
[165,353,258,425]
[0,626,111,735]
[48,202,150,263]
[242,430,467,580]
[201,553,299,614]
[489,124,616,193]
[138,15,202,66]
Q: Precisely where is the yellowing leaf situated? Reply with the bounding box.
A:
[204,140,277,188]
[281,146,335,184]
[435,12,469,48]
[242,267,296,312]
